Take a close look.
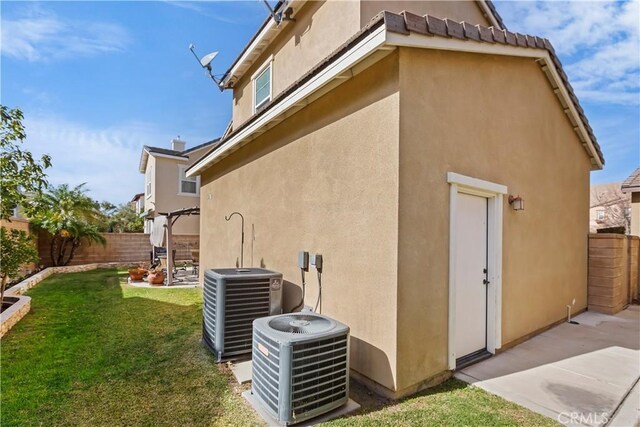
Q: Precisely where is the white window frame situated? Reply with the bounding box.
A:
[178,165,200,197]
[596,210,605,221]
[252,56,273,113]
[447,172,507,370]
[146,167,152,199]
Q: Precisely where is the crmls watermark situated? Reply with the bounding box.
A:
[557,411,609,425]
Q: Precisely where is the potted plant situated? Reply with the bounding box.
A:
[147,266,164,285]
[128,267,146,281]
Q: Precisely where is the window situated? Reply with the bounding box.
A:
[178,165,199,196]
[596,210,605,221]
[146,167,152,198]
[253,61,272,110]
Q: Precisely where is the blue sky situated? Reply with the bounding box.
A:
[1,1,638,203]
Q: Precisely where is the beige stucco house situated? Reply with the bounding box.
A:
[622,168,640,236]
[187,0,605,398]
[138,137,220,235]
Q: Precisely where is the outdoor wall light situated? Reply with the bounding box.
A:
[508,195,525,211]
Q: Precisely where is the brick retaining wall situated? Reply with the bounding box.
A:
[38,232,199,267]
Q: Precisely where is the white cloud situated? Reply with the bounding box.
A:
[22,115,208,203]
[1,7,130,62]
[496,0,639,105]
[161,1,262,24]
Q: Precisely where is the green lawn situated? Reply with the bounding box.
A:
[1,269,556,426]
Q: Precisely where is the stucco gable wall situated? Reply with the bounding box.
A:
[231,0,361,128]
[201,53,401,390]
[360,0,490,28]
[396,47,591,391]
[231,1,490,130]
[154,157,200,235]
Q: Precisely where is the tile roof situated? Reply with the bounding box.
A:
[144,146,187,158]
[191,9,604,173]
[220,1,505,88]
[622,168,640,192]
[387,11,603,165]
[145,138,221,157]
[183,138,222,154]
[484,0,506,30]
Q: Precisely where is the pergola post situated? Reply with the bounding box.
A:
[166,218,173,286]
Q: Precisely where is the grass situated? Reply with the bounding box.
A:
[1,269,557,426]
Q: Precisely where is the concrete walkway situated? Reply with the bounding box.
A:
[455,306,640,427]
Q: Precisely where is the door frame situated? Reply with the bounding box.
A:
[447,172,507,370]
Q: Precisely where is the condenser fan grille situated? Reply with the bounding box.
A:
[268,314,333,334]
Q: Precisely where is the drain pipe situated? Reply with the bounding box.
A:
[225,212,245,268]
[567,298,579,325]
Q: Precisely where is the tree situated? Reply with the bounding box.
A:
[1,105,50,304]
[1,105,51,220]
[109,203,144,233]
[591,184,631,233]
[30,184,107,266]
[0,227,39,305]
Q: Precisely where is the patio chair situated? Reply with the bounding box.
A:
[191,249,199,276]
[150,247,177,271]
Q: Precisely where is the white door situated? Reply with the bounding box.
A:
[454,193,488,359]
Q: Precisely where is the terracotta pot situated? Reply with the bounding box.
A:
[128,269,145,281]
[147,272,164,285]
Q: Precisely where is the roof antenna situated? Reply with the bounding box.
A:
[189,44,223,91]
[262,0,295,25]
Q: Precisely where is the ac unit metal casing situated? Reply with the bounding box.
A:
[203,268,282,361]
[251,313,350,425]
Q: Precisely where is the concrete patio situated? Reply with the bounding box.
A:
[456,306,640,427]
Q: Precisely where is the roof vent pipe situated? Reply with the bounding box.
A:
[171,136,186,152]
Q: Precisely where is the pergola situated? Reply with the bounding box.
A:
[158,206,200,285]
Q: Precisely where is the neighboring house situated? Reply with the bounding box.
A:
[622,168,640,236]
[130,193,145,215]
[590,183,631,233]
[139,137,220,235]
[187,1,604,398]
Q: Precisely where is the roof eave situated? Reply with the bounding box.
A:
[190,11,603,176]
[220,0,307,89]
[139,148,150,173]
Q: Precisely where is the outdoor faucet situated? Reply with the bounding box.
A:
[225,212,245,268]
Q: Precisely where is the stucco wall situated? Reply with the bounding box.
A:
[631,192,640,236]
[201,53,401,390]
[231,0,489,129]
[143,146,211,235]
[396,47,592,392]
[360,0,490,27]
[153,157,200,235]
[231,0,361,128]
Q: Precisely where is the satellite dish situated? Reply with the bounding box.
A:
[189,44,222,90]
[199,51,218,70]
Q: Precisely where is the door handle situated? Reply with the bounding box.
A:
[483,279,490,285]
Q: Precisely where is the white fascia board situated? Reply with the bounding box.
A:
[139,149,149,173]
[148,151,189,162]
[478,0,503,30]
[536,56,603,170]
[222,19,276,88]
[385,31,544,59]
[187,24,387,177]
[386,32,603,170]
